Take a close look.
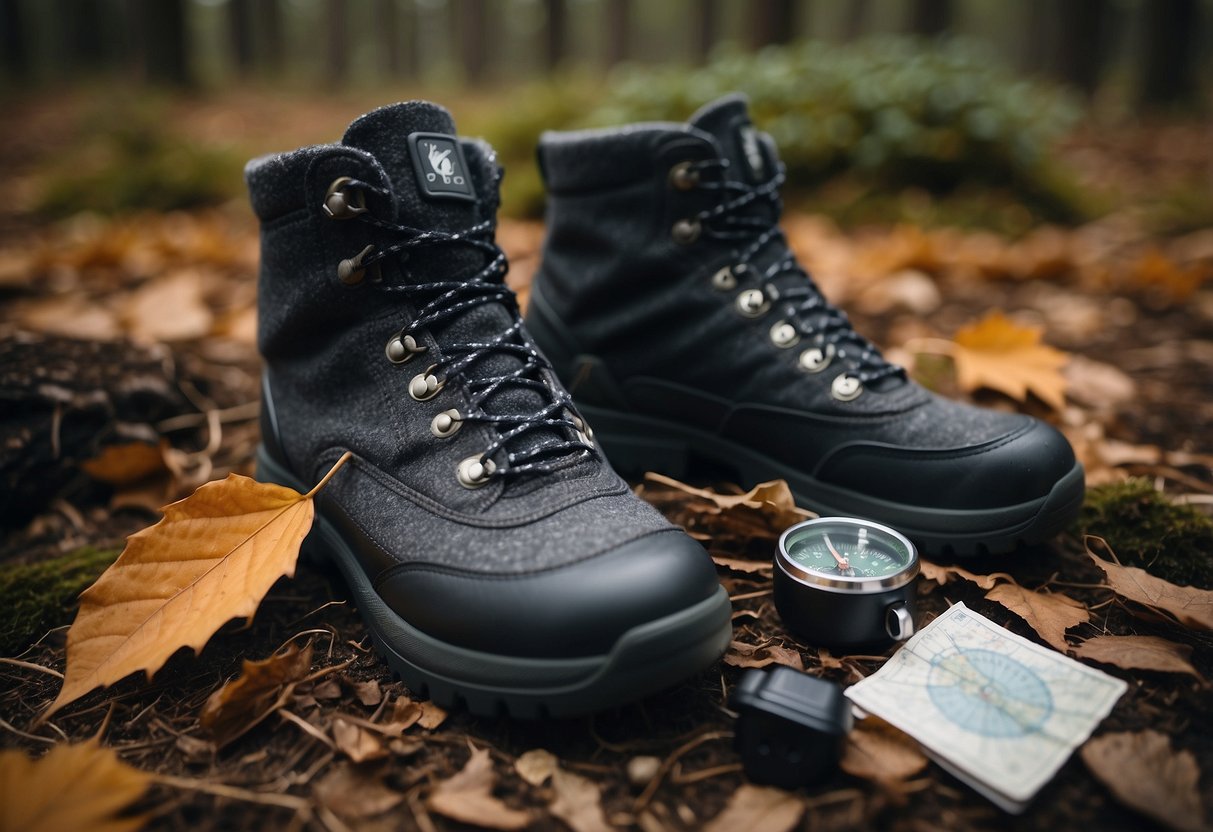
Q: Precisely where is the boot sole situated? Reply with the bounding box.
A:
[256,446,733,718]
[579,404,1086,558]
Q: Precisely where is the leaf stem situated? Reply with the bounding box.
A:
[306,451,354,499]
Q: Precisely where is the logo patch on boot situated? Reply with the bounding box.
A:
[407,133,476,201]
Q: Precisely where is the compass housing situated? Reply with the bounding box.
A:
[775,517,919,650]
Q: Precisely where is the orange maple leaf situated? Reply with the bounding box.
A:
[950,311,1069,410]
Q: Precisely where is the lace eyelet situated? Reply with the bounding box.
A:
[456,456,496,488]
[799,343,835,373]
[668,161,700,191]
[735,288,770,318]
[569,412,595,446]
[323,177,367,220]
[431,409,463,438]
[769,320,799,348]
[831,373,864,402]
[386,333,427,364]
[337,244,375,285]
[408,365,444,401]
[711,266,738,291]
[672,218,701,244]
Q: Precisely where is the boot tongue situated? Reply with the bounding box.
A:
[689,95,775,185]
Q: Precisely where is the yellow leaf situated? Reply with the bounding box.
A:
[45,453,350,718]
[81,441,168,487]
[0,739,151,832]
[984,584,1088,652]
[426,744,531,831]
[950,311,1069,410]
[1082,731,1206,832]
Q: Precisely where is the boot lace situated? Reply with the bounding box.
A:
[334,177,597,484]
[686,158,904,388]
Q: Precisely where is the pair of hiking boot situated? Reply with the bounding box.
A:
[246,97,1083,717]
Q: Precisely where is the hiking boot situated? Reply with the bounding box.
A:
[526,94,1084,557]
[245,101,731,717]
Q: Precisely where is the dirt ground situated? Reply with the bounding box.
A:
[1,93,1211,832]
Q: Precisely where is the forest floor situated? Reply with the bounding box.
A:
[0,92,1211,832]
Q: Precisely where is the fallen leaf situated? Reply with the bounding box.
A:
[312,678,342,700]
[351,678,382,707]
[1072,635,1204,681]
[840,720,928,786]
[123,270,214,342]
[417,701,448,730]
[702,784,805,832]
[1088,545,1213,630]
[711,555,773,574]
[0,739,151,832]
[426,744,530,831]
[200,641,314,748]
[984,584,1088,652]
[918,560,1001,590]
[515,748,558,786]
[332,717,388,763]
[44,454,350,718]
[724,640,804,671]
[949,311,1068,410]
[18,295,123,340]
[549,767,613,832]
[388,697,424,730]
[81,442,168,487]
[313,763,404,821]
[1082,731,1206,832]
[638,473,815,546]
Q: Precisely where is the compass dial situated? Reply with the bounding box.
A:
[778,518,917,589]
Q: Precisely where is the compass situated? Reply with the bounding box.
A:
[774,517,919,650]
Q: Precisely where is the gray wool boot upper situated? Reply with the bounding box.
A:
[526,94,1085,557]
[245,101,731,717]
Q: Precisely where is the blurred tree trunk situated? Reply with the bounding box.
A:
[376,0,402,76]
[842,0,870,41]
[606,0,629,66]
[1140,0,1200,107]
[1053,0,1109,96]
[695,0,719,62]
[544,0,566,70]
[325,0,348,86]
[1019,0,1053,73]
[228,0,254,77]
[750,0,799,48]
[0,0,29,79]
[908,0,952,35]
[257,0,285,75]
[136,0,191,86]
[455,0,489,83]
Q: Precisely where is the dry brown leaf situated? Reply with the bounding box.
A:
[1072,635,1204,681]
[313,763,404,822]
[351,678,383,707]
[417,701,449,730]
[388,697,424,730]
[549,767,613,832]
[19,295,123,340]
[45,454,349,718]
[840,720,928,786]
[0,739,151,832]
[639,473,814,545]
[984,584,1089,652]
[1088,546,1213,630]
[200,641,313,748]
[918,560,1001,590]
[950,311,1068,410]
[81,441,168,487]
[123,270,214,342]
[1082,731,1206,832]
[514,748,558,786]
[711,555,774,574]
[426,744,530,831]
[333,717,388,763]
[724,641,804,671]
[702,784,805,832]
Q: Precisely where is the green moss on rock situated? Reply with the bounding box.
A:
[0,547,119,656]
[1078,479,1213,588]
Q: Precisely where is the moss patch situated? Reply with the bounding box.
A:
[0,547,119,655]
[1078,479,1213,588]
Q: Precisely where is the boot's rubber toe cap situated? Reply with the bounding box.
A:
[374,529,723,659]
